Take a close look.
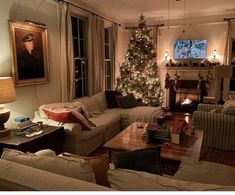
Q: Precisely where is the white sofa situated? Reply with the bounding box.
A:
[33,92,163,156]
[1,149,235,191]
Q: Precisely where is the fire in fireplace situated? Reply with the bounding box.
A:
[181,97,192,105]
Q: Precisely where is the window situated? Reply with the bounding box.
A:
[104,27,113,90]
[71,15,88,98]
[230,39,235,91]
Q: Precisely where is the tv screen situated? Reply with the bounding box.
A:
[173,40,207,59]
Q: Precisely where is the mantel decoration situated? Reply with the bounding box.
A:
[9,20,49,86]
[116,15,164,106]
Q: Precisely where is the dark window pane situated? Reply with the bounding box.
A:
[106,77,111,89]
[232,42,235,53]
[232,66,235,78]
[230,79,235,91]
[79,19,84,39]
[75,59,82,78]
[106,61,111,75]
[71,17,78,37]
[71,16,88,98]
[105,45,109,59]
[76,80,83,97]
[105,28,109,44]
[73,38,79,57]
[80,40,84,57]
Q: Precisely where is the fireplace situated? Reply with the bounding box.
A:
[168,80,207,112]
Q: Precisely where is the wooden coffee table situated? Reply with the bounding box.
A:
[103,122,203,162]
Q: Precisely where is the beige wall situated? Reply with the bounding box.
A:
[0,0,61,124]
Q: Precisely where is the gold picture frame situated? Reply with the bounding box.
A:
[9,20,49,86]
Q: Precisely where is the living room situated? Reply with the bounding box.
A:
[0,0,235,191]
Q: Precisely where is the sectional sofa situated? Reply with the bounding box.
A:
[33,91,163,156]
[1,148,235,191]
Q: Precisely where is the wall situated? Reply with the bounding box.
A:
[0,0,61,123]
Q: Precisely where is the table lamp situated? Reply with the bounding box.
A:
[0,77,16,137]
[213,65,232,104]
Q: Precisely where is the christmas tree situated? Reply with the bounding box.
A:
[116,15,164,106]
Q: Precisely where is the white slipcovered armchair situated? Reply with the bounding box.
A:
[192,102,235,151]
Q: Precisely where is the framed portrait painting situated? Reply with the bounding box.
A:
[9,20,49,86]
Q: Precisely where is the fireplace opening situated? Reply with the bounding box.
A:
[168,80,207,112]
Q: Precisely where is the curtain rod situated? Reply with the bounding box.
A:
[126,24,164,30]
[58,0,121,26]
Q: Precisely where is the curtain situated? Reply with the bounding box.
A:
[88,14,105,95]
[111,24,118,89]
[223,21,231,65]
[58,2,75,102]
[222,20,232,101]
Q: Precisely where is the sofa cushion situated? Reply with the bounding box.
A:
[107,169,235,191]
[114,147,162,175]
[1,149,96,183]
[173,157,235,186]
[74,96,103,118]
[89,112,120,128]
[0,158,110,191]
[61,152,110,187]
[116,93,137,109]
[93,92,108,111]
[105,90,123,108]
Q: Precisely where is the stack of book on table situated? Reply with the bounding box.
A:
[143,122,171,142]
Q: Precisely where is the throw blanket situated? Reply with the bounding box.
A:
[129,106,163,124]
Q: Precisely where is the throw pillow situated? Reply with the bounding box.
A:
[117,93,137,109]
[93,92,108,111]
[222,100,235,115]
[61,152,110,187]
[1,148,96,183]
[107,169,235,191]
[173,157,235,186]
[43,108,93,131]
[105,90,123,108]
[34,149,57,156]
[114,147,162,175]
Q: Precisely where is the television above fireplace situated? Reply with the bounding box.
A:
[173,40,207,60]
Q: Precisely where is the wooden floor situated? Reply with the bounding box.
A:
[91,112,235,168]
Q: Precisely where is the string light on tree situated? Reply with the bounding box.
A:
[116,15,164,106]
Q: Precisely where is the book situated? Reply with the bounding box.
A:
[145,122,171,141]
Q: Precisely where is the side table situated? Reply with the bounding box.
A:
[0,125,64,155]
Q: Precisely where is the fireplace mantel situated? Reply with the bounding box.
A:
[166,66,213,71]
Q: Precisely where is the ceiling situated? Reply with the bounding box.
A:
[75,0,235,25]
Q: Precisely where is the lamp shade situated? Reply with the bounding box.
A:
[213,65,232,78]
[0,77,16,104]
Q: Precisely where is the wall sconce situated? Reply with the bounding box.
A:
[164,51,169,60]
[212,49,217,58]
